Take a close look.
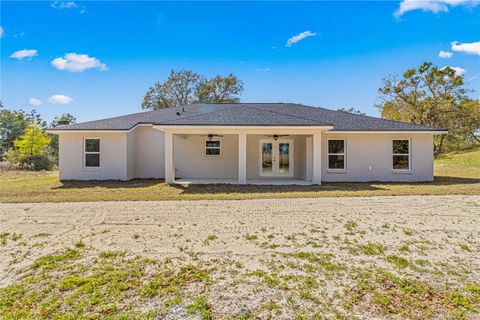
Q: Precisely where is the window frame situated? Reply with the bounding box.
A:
[83,137,101,169]
[204,138,222,158]
[327,138,347,172]
[392,138,411,172]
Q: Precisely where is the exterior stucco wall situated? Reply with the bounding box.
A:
[134,126,165,179]
[174,134,239,179]
[127,130,136,180]
[321,133,434,182]
[59,132,128,180]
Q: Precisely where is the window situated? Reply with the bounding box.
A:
[84,138,100,168]
[328,139,345,170]
[205,140,221,157]
[392,139,410,171]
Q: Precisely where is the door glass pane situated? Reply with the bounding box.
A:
[261,143,273,173]
[278,143,290,173]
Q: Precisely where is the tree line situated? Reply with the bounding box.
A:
[0,102,76,169]
[1,63,478,170]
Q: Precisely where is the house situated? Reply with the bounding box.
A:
[47,103,447,184]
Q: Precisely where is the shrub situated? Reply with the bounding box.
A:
[19,154,52,171]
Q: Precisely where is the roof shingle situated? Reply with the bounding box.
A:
[49,103,443,132]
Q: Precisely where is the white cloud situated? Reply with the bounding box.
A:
[255,68,271,72]
[395,0,480,17]
[51,1,78,9]
[28,98,42,106]
[443,66,467,76]
[451,41,480,55]
[438,50,453,58]
[10,49,38,60]
[0,26,4,38]
[285,31,317,47]
[51,53,108,72]
[48,95,73,104]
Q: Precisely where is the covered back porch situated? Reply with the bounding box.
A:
[156,126,330,185]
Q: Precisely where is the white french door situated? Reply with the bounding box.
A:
[259,139,294,177]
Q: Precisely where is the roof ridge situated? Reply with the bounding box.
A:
[244,104,329,125]
[160,104,240,124]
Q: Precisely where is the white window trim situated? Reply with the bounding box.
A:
[392,138,411,173]
[327,138,347,172]
[204,138,222,158]
[83,137,101,169]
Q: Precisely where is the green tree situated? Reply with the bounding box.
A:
[196,74,243,103]
[50,113,76,128]
[378,62,479,152]
[337,107,366,115]
[142,70,203,110]
[14,124,51,156]
[49,113,77,159]
[0,106,30,150]
[141,70,244,110]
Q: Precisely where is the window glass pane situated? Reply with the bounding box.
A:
[278,143,290,173]
[85,139,100,152]
[393,140,409,154]
[85,153,100,167]
[206,148,220,156]
[328,140,344,154]
[206,140,220,148]
[328,155,345,170]
[393,155,409,170]
[261,143,273,173]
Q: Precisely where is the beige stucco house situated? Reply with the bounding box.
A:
[47,103,446,184]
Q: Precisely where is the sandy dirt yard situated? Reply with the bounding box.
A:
[1,195,479,319]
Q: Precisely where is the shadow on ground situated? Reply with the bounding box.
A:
[54,176,480,195]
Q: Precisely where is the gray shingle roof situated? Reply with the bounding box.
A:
[49,103,443,132]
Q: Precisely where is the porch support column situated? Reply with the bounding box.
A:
[312,131,322,185]
[164,130,174,184]
[238,132,247,184]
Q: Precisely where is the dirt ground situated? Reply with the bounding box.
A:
[1,195,479,318]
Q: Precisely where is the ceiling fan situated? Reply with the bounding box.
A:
[206,134,224,140]
[263,134,290,140]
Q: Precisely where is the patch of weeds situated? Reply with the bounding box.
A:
[360,242,387,255]
[203,234,217,245]
[32,248,81,270]
[74,240,85,248]
[234,261,242,269]
[294,252,343,272]
[251,270,279,288]
[1,232,9,246]
[244,234,258,241]
[344,220,357,231]
[459,243,471,252]
[399,243,410,252]
[187,296,212,320]
[386,255,410,269]
[132,233,140,240]
[403,229,414,236]
[98,251,125,259]
[267,234,275,240]
[34,232,50,238]
[11,233,22,241]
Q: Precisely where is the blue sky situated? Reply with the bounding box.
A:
[1,1,479,123]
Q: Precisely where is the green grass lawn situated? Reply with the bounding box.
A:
[1,146,479,203]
